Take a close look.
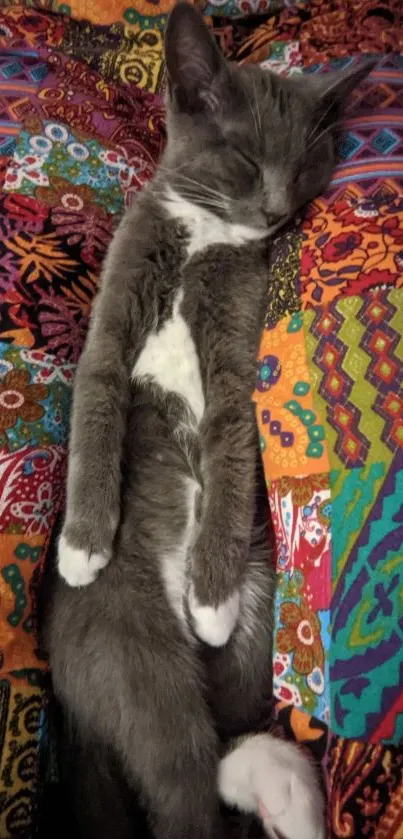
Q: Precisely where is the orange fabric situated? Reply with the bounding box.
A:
[254,314,330,479]
[56,0,177,26]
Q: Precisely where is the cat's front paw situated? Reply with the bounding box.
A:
[58,533,111,587]
[218,734,325,839]
[188,584,240,647]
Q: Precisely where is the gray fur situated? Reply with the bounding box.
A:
[46,4,374,836]
[161,3,375,233]
[48,430,273,838]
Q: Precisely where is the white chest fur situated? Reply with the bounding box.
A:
[132,289,205,423]
[162,187,265,259]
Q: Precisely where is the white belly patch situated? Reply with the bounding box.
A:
[132,288,205,423]
[160,476,199,635]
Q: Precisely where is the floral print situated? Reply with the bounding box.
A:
[275,474,329,508]
[0,345,73,527]
[277,600,325,675]
[0,369,48,431]
[6,229,78,285]
[269,474,331,721]
[4,122,125,214]
[36,177,98,212]
[0,73,159,357]
[0,36,161,824]
[321,230,363,263]
[301,187,403,308]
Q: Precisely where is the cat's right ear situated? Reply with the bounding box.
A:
[165,1,229,114]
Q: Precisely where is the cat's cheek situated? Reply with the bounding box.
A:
[188,585,240,647]
[58,534,111,587]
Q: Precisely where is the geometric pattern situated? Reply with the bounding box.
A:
[305,288,403,470]
[212,8,403,836]
[308,304,370,468]
[257,38,403,772]
[240,13,403,833]
[361,293,403,452]
[259,43,403,768]
[0,51,48,155]
[327,53,403,199]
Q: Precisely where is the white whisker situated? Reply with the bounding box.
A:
[252,74,262,140]
[306,74,349,144]
[154,183,230,212]
[306,120,338,152]
[158,164,232,203]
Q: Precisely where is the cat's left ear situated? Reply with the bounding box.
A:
[164,1,229,114]
[310,57,378,120]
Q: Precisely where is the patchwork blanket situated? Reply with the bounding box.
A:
[0,2,402,838]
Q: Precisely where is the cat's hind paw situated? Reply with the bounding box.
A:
[58,534,110,587]
[218,733,325,839]
[188,585,240,647]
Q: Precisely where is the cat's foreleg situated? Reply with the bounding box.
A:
[58,282,131,586]
[188,398,257,646]
[55,216,150,588]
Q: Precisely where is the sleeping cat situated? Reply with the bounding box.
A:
[46,3,374,838]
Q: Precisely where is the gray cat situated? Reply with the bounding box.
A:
[46,3,374,838]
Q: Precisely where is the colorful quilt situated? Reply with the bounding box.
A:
[0,3,402,838]
[0,6,165,836]
[254,52,403,746]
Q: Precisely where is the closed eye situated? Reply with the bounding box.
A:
[233,147,260,175]
[293,165,314,185]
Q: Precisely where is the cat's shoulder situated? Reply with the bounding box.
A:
[106,185,188,272]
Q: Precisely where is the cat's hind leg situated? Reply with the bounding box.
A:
[205,537,325,839]
[56,720,144,839]
[49,583,224,839]
[218,733,325,839]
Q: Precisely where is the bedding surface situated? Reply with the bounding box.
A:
[0,2,402,837]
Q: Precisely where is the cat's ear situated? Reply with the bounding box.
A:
[310,57,378,122]
[165,1,229,114]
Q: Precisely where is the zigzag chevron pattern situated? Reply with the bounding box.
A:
[305,288,402,470]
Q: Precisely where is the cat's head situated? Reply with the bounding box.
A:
[161,2,375,236]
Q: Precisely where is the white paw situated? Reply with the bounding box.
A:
[58,534,110,587]
[218,734,325,839]
[188,586,240,647]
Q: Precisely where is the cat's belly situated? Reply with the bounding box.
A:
[159,476,199,637]
[132,288,204,423]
